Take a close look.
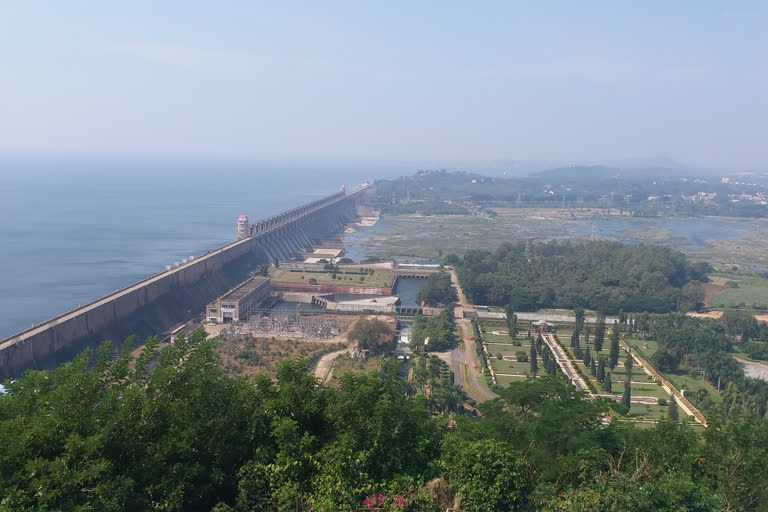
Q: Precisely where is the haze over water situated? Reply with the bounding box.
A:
[0,157,403,339]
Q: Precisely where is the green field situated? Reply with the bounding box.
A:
[270,267,395,288]
[486,343,532,357]
[624,338,659,360]
[496,374,527,387]
[490,359,531,376]
[665,371,723,405]
[709,272,768,309]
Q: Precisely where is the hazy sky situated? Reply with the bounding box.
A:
[1,2,767,168]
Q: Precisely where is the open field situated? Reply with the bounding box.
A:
[708,272,768,309]
[216,337,344,378]
[270,267,395,288]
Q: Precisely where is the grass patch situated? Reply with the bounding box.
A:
[665,371,723,405]
[709,272,768,309]
[491,359,531,375]
[271,267,395,288]
[330,354,380,382]
[496,374,528,387]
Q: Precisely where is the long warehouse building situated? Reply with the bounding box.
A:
[206,276,270,323]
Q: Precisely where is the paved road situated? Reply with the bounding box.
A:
[477,311,619,324]
[313,347,348,385]
[437,268,496,403]
[542,333,589,392]
[593,394,658,405]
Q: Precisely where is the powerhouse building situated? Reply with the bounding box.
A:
[206,276,270,323]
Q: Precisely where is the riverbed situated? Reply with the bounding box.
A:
[342,211,768,271]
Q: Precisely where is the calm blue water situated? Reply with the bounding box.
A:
[0,156,408,339]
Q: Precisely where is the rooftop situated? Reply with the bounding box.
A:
[220,276,270,303]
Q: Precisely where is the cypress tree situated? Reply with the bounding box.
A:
[621,351,633,409]
[597,359,606,382]
[505,305,517,337]
[625,349,634,379]
[549,358,557,375]
[594,312,606,352]
[542,346,550,369]
[530,342,538,380]
[609,320,621,369]
[622,376,631,410]
[575,307,585,333]
[536,333,544,352]
[669,397,679,422]
[590,357,596,376]
[571,331,581,358]
[605,372,612,394]
[583,345,592,367]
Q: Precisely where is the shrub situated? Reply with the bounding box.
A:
[496,352,503,360]
[658,398,668,406]
[308,278,318,285]
[515,351,528,362]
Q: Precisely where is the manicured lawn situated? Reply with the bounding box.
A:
[627,404,668,421]
[496,374,527,387]
[491,359,531,376]
[624,338,659,359]
[482,331,515,342]
[271,268,395,288]
[486,343,532,357]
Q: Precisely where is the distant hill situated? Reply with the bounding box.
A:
[528,164,697,182]
[528,165,623,182]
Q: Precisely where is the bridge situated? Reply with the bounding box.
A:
[393,269,438,278]
[395,306,424,316]
[0,186,371,379]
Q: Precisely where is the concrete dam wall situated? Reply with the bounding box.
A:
[0,187,367,379]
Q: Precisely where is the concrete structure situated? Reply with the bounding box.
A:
[206,277,270,323]
[0,185,372,379]
[237,215,249,240]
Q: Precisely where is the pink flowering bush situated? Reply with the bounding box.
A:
[361,488,420,511]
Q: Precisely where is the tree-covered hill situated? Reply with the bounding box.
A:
[454,240,710,313]
[2,331,768,511]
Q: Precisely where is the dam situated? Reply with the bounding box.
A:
[0,186,371,379]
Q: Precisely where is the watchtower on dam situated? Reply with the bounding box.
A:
[0,185,372,379]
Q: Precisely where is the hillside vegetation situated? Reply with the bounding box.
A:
[1,331,768,511]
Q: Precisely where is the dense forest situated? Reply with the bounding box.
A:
[2,332,768,511]
[412,308,455,352]
[415,272,457,306]
[452,241,710,314]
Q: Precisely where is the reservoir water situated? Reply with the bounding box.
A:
[0,156,408,339]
